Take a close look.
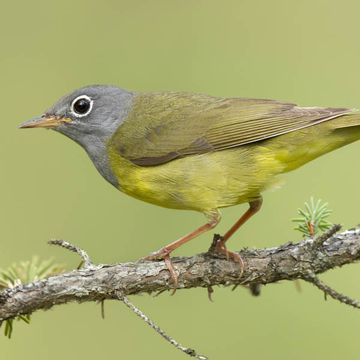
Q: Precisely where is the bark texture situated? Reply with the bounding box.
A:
[1,227,360,322]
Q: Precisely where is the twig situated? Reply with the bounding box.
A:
[303,271,360,309]
[46,240,209,357]
[48,239,94,269]
[207,286,214,302]
[100,300,105,319]
[117,293,207,359]
[312,224,342,248]
[248,283,261,297]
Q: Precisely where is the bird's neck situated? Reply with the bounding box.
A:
[81,134,119,187]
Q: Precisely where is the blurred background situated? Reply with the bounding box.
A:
[1,0,360,358]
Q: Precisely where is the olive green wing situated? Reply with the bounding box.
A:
[111,92,352,166]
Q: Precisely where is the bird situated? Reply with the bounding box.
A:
[20,85,360,286]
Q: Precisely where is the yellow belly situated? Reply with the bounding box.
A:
[107,122,360,213]
[107,144,285,212]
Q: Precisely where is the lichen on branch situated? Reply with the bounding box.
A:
[1,226,360,323]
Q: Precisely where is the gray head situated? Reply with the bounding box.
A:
[20,85,135,186]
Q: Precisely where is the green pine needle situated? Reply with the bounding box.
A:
[292,197,333,237]
[0,257,64,338]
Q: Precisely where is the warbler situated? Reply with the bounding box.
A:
[20,85,360,285]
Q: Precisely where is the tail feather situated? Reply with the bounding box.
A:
[330,112,360,129]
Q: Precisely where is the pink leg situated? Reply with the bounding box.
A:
[213,197,263,275]
[223,197,263,242]
[144,210,221,287]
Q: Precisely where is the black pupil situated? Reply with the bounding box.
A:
[73,98,90,114]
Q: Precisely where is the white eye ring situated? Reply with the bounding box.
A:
[70,95,94,118]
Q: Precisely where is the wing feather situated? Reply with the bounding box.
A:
[110,92,352,166]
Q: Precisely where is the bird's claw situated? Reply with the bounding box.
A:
[143,248,178,292]
[210,236,245,278]
[143,248,171,261]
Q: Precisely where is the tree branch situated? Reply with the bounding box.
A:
[1,226,360,322]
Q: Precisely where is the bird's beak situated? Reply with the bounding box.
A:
[19,115,72,129]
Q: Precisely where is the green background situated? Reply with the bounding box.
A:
[1,0,360,359]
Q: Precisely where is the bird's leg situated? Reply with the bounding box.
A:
[212,197,263,274]
[223,197,263,242]
[144,210,221,288]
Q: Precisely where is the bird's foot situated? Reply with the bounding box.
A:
[143,248,178,292]
[208,234,245,278]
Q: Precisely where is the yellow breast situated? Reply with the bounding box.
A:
[107,144,284,212]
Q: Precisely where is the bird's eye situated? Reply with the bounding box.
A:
[70,95,93,117]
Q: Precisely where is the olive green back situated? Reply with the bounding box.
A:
[110,92,352,166]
